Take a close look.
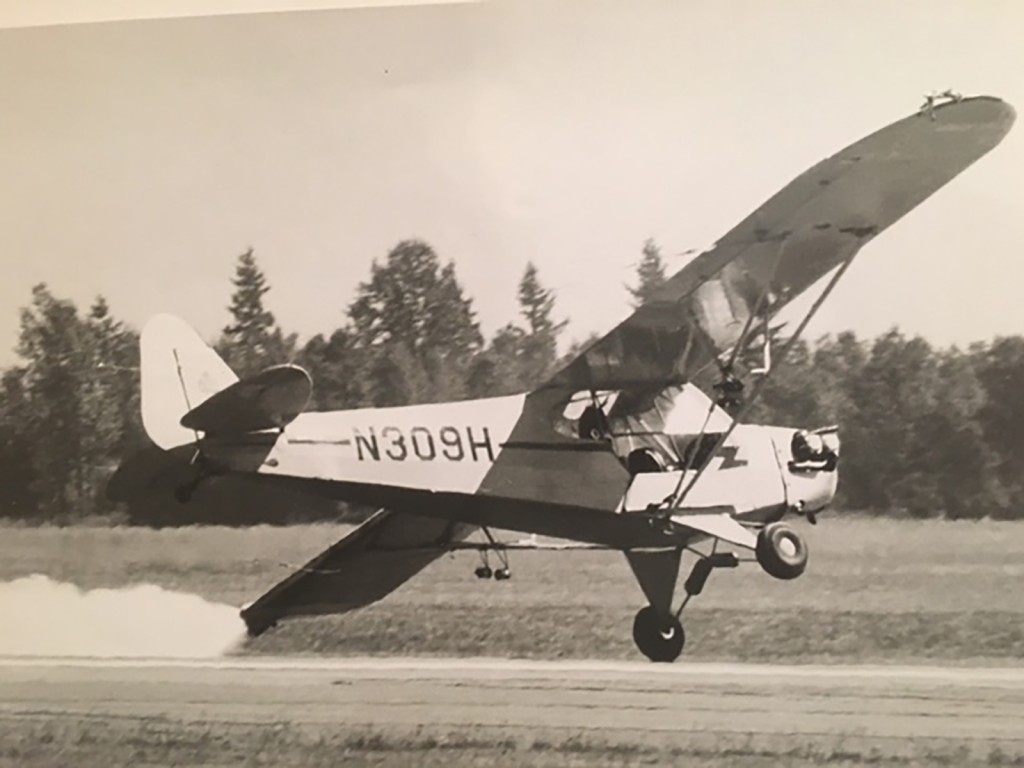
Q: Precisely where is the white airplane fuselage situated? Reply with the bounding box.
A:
[234,390,839,525]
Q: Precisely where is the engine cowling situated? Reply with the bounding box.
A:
[778,426,840,516]
[790,427,840,471]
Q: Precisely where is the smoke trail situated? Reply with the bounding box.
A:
[0,575,247,658]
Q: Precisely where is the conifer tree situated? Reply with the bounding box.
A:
[81,297,141,511]
[16,284,88,519]
[973,336,1024,516]
[516,262,567,387]
[0,368,40,519]
[349,239,482,402]
[220,248,294,377]
[466,324,526,398]
[296,329,366,410]
[628,238,668,307]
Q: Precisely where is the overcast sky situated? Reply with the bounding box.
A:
[1,0,1022,368]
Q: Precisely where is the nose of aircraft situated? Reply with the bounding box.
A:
[795,468,840,515]
[776,428,841,515]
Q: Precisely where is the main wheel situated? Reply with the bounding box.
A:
[632,606,685,663]
[756,522,808,580]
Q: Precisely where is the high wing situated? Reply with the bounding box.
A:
[549,96,1016,395]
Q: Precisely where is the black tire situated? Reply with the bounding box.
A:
[756,523,808,580]
[632,606,685,663]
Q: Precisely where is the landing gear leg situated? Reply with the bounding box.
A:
[626,546,739,663]
[625,548,685,662]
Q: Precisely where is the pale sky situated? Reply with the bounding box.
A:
[1,0,1022,368]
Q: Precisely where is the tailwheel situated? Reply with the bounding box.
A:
[632,606,685,663]
[756,522,808,580]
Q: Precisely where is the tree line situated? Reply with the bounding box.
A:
[1,238,1022,524]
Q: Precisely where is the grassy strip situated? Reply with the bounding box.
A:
[1,717,1022,768]
[243,605,1024,662]
[4,519,1024,662]
[4,518,1024,611]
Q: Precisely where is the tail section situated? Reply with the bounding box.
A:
[140,314,238,450]
[111,314,313,519]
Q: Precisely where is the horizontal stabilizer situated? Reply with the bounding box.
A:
[180,364,312,435]
[670,510,757,550]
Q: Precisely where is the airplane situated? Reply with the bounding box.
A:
[109,93,1015,662]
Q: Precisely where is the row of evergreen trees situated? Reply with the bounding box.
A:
[1,238,1022,524]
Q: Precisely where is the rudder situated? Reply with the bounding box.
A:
[140,314,238,450]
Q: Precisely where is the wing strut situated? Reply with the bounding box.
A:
[718,246,786,384]
[668,255,857,510]
[647,248,787,509]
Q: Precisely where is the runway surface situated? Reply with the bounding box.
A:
[2,656,1023,747]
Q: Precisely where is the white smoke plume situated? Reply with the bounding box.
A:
[0,575,247,658]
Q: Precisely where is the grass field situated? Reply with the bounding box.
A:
[3,716,1021,768]
[3,519,1023,767]
[2,517,1023,662]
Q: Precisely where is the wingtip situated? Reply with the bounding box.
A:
[914,94,1017,155]
[932,93,1016,128]
[997,97,1017,125]
[240,607,277,638]
[971,94,1016,122]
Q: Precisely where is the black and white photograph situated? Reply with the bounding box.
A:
[1,1,1022,765]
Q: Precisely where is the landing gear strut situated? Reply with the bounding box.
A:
[629,548,739,663]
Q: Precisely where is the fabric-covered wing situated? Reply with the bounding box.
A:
[549,96,1015,393]
[240,510,473,635]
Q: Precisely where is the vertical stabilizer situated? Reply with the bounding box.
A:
[140,314,238,450]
